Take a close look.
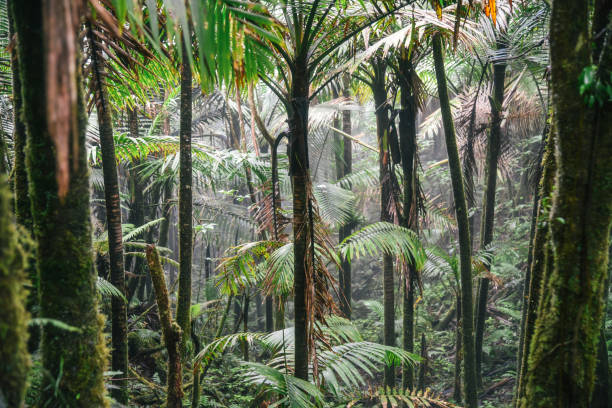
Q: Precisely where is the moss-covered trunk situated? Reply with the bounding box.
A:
[176,43,193,353]
[520,1,612,406]
[289,60,311,380]
[371,59,396,388]
[474,45,507,388]
[432,33,477,408]
[12,2,109,405]
[146,245,183,407]
[515,120,556,404]
[0,176,30,408]
[89,27,128,405]
[8,0,38,354]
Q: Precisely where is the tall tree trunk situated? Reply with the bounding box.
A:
[516,115,548,395]
[126,108,150,304]
[289,61,310,381]
[0,176,30,408]
[12,2,108,404]
[398,53,419,391]
[515,120,556,405]
[474,43,507,388]
[176,43,193,354]
[89,27,128,404]
[521,1,612,406]
[432,33,478,408]
[335,74,353,319]
[371,59,396,388]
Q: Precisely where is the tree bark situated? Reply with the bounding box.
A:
[12,2,108,404]
[89,27,128,404]
[432,33,478,408]
[146,245,183,408]
[521,1,612,406]
[176,42,193,354]
[474,43,507,388]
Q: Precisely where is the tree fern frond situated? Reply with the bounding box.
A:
[338,222,424,265]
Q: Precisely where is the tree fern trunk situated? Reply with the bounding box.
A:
[398,53,418,391]
[12,2,108,404]
[89,26,128,404]
[176,42,193,354]
[335,76,353,319]
[474,45,507,388]
[371,59,396,389]
[432,33,478,408]
[289,62,310,381]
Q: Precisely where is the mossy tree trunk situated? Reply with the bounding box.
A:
[515,120,556,404]
[474,41,507,388]
[370,58,396,388]
[520,1,612,406]
[398,51,419,391]
[8,0,38,354]
[146,245,183,408]
[432,32,478,408]
[89,27,128,405]
[12,2,109,405]
[176,42,193,354]
[0,176,30,408]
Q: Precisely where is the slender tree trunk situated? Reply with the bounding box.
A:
[275,295,286,330]
[521,1,612,406]
[89,27,128,404]
[453,292,463,404]
[398,53,419,391]
[515,120,556,404]
[371,59,396,388]
[126,108,149,304]
[432,33,478,408]
[516,116,548,392]
[146,245,183,408]
[0,176,30,408]
[266,295,274,332]
[591,244,610,408]
[335,75,353,319]
[12,2,108,404]
[289,61,310,381]
[474,45,507,388]
[176,43,193,353]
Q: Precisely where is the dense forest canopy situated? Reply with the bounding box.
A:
[0,0,611,407]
